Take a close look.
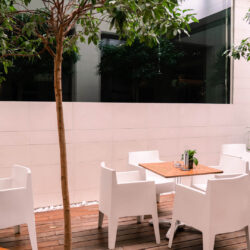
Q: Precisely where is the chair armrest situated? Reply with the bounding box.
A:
[128,164,147,179]
[0,186,25,193]
[0,177,12,189]
[0,187,27,206]
[116,170,143,184]
[214,173,242,179]
[0,187,31,227]
[128,163,140,171]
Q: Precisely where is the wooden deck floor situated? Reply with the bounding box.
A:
[0,194,248,250]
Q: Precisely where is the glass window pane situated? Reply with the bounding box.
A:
[99,2,231,103]
[0,0,231,103]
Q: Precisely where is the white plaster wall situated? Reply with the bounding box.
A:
[0,101,248,208]
[0,0,249,208]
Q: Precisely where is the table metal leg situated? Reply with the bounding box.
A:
[150,175,186,238]
[149,217,184,229]
[166,220,185,239]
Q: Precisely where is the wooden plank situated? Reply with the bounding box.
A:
[139,161,223,178]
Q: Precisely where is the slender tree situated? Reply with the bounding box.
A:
[0,0,197,249]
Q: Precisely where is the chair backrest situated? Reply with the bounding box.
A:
[221,144,246,158]
[129,150,160,166]
[219,154,247,174]
[99,162,117,215]
[11,165,30,189]
[207,173,250,234]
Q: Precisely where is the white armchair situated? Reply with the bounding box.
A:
[0,165,38,250]
[129,150,175,202]
[168,174,250,250]
[191,154,247,191]
[98,162,160,249]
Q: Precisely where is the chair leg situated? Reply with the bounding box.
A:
[98,211,104,228]
[27,217,38,250]
[137,216,144,224]
[156,194,160,203]
[245,226,250,250]
[168,219,177,248]
[202,232,215,250]
[108,217,118,249]
[152,211,160,244]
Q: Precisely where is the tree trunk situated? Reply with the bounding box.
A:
[54,32,72,250]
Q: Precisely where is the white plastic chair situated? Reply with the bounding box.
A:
[0,165,38,250]
[191,154,247,191]
[129,150,175,202]
[98,162,160,249]
[168,173,250,250]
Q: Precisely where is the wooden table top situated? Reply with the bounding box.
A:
[139,161,223,178]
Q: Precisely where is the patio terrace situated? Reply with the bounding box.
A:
[0,1,249,250]
[0,194,248,250]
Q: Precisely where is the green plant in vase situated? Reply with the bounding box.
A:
[182,150,199,169]
[188,150,199,169]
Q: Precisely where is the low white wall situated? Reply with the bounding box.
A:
[0,101,249,208]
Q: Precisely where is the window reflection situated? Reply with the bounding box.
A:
[0,3,231,103]
[99,8,231,104]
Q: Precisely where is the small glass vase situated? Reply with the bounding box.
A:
[188,160,193,169]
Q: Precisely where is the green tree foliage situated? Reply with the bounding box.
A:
[227,9,250,61]
[1,0,198,81]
